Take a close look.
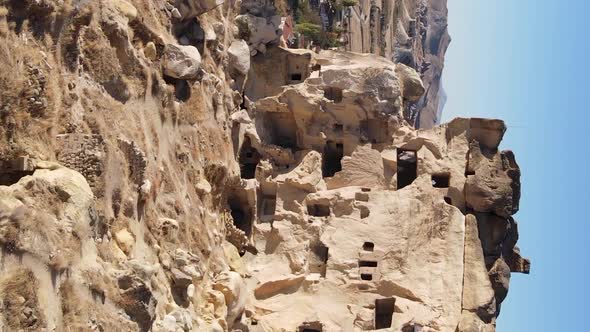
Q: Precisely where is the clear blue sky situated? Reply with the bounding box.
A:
[442,0,590,331]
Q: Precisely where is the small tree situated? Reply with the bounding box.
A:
[342,0,357,7]
[297,22,322,41]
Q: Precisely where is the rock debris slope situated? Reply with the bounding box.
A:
[0,0,528,331]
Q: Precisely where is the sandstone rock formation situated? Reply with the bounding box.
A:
[342,0,450,128]
[0,0,527,331]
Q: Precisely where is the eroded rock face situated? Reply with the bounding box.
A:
[0,0,527,331]
[174,0,226,19]
[342,0,450,128]
[229,104,528,329]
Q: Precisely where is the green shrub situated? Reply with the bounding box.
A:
[298,24,341,49]
[295,1,322,25]
[342,0,357,7]
[297,22,322,41]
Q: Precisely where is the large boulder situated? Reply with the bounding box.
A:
[163,44,202,80]
[174,0,225,19]
[468,118,507,151]
[504,246,531,274]
[254,274,305,300]
[213,271,247,326]
[395,63,426,102]
[277,150,325,193]
[227,40,251,75]
[465,143,521,218]
[235,14,282,54]
[488,258,511,314]
[0,164,94,270]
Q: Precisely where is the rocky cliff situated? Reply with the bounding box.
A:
[342,0,450,128]
[0,0,527,331]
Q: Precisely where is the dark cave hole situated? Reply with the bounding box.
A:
[375,297,396,329]
[0,171,34,186]
[359,260,378,268]
[396,149,417,189]
[263,112,298,149]
[322,141,343,177]
[239,136,261,179]
[163,75,191,102]
[228,194,254,237]
[363,242,375,252]
[361,273,373,281]
[309,243,329,277]
[431,173,450,188]
[307,203,330,217]
[324,86,343,103]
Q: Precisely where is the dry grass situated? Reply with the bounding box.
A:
[0,268,45,331]
[81,26,121,84]
[60,278,138,331]
[0,26,58,159]
[0,203,22,251]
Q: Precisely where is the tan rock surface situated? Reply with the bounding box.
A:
[0,0,528,331]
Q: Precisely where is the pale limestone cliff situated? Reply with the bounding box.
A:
[0,0,527,331]
[341,0,450,128]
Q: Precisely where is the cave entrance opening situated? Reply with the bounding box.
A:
[263,112,298,149]
[359,260,378,268]
[361,273,373,281]
[309,243,329,277]
[239,136,261,179]
[0,170,33,186]
[298,321,323,332]
[397,149,417,189]
[322,141,343,177]
[431,173,450,188]
[363,242,375,251]
[375,297,395,329]
[324,86,343,103]
[227,193,254,237]
[0,158,34,186]
[287,53,308,84]
[258,193,277,222]
[307,203,330,217]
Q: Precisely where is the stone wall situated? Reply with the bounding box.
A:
[117,136,147,187]
[55,134,105,193]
